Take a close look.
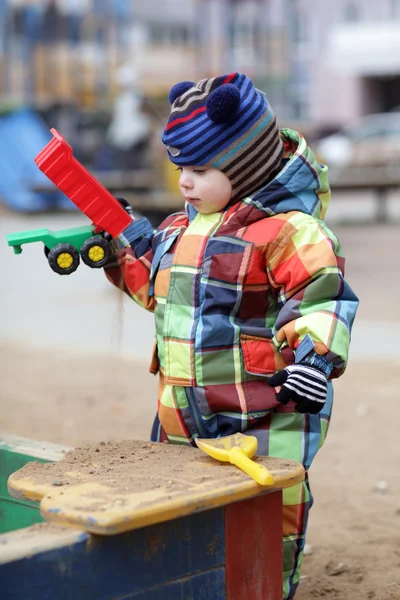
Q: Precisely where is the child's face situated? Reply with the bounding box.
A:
[177,167,232,214]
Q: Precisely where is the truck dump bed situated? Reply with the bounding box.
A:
[34,129,132,238]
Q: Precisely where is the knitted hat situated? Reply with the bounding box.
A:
[162,72,283,203]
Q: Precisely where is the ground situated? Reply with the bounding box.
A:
[1,220,400,599]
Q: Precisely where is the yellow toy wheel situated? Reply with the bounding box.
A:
[57,252,74,269]
[80,236,111,268]
[88,245,105,262]
[48,244,80,275]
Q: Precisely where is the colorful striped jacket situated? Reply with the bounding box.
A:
[105,129,359,444]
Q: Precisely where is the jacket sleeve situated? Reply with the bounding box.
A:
[104,212,187,312]
[104,217,157,312]
[267,216,359,378]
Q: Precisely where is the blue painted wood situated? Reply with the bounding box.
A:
[121,568,226,600]
[1,508,225,600]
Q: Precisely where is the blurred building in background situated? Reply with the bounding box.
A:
[0,0,398,217]
[303,0,400,131]
[0,0,399,134]
[0,0,134,108]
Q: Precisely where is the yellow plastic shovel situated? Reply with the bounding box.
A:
[195,433,275,486]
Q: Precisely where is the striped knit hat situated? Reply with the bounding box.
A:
[162,72,283,204]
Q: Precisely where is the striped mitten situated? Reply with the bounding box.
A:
[266,364,328,414]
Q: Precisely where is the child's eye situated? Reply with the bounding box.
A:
[193,169,206,174]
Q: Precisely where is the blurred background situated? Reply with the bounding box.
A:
[1,2,400,596]
[0,0,399,220]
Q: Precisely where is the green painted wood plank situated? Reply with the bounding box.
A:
[0,434,72,534]
[0,499,42,534]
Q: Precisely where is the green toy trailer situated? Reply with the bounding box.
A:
[7,225,111,275]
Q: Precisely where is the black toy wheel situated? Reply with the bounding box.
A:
[44,245,50,258]
[80,236,111,268]
[48,243,80,275]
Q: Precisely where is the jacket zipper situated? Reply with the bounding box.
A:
[186,388,208,438]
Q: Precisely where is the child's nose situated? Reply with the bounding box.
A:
[180,172,193,189]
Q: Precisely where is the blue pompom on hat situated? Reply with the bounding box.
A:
[168,81,195,104]
[205,84,241,124]
[162,72,283,203]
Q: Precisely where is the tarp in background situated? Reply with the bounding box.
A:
[0,107,74,212]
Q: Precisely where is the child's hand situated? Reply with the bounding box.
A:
[266,365,328,414]
[116,197,134,218]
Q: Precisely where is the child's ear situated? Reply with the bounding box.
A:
[206,84,241,124]
[168,81,195,104]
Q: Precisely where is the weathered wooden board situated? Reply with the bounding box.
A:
[8,440,304,535]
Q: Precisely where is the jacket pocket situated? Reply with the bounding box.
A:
[240,334,287,376]
[149,341,160,375]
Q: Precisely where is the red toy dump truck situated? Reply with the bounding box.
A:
[6,129,133,274]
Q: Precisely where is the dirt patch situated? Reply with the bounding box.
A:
[0,343,158,445]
